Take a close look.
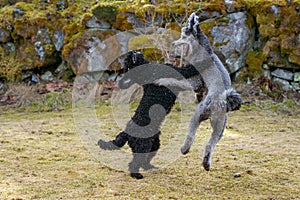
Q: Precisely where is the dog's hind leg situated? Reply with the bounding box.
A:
[202,112,227,171]
[129,153,146,179]
[142,132,160,170]
[128,138,153,179]
[181,98,210,154]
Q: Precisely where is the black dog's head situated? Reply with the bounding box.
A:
[123,50,149,73]
[118,50,150,89]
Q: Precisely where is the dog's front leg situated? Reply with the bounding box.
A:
[154,78,194,90]
[181,98,210,154]
[202,112,227,171]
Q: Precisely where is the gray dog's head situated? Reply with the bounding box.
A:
[172,12,213,66]
[172,13,201,60]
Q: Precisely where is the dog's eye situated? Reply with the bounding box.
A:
[185,31,191,36]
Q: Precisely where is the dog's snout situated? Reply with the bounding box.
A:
[172,42,175,46]
[171,51,176,57]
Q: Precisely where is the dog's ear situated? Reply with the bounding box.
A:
[185,12,202,36]
[187,12,196,32]
[192,14,200,34]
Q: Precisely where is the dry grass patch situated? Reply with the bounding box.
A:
[0,101,299,199]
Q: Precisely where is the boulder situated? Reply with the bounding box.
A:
[291,82,300,92]
[208,12,255,73]
[272,77,292,91]
[53,30,64,51]
[257,3,300,69]
[85,16,112,30]
[294,72,300,82]
[271,69,294,81]
[34,41,45,61]
[63,30,137,75]
[224,0,246,13]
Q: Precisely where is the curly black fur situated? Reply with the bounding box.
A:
[98,50,201,179]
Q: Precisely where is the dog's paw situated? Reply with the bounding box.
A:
[181,136,193,154]
[202,148,212,171]
[130,172,144,179]
[181,145,190,155]
[202,155,211,171]
[97,140,120,150]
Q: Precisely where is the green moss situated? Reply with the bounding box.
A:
[189,2,203,10]
[61,42,74,62]
[243,0,287,15]
[170,3,187,15]
[128,34,155,49]
[246,51,266,79]
[25,89,72,112]
[142,48,163,62]
[0,56,23,81]
[166,22,181,32]
[24,45,35,55]
[155,4,169,16]
[289,50,300,65]
[14,20,36,39]
[0,5,14,31]
[14,2,34,12]
[113,11,133,31]
[91,4,117,23]
[259,24,279,38]
[204,0,226,14]
[200,19,215,34]
[57,69,75,82]
[199,20,215,44]
[63,22,84,44]
[283,99,296,108]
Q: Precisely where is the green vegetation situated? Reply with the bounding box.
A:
[246,51,266,79]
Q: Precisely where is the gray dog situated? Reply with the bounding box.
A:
[155,13,242,171]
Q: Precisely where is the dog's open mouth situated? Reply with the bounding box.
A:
[173,43,189,58]
[182,44,189,57]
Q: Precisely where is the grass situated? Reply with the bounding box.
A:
[0,94,299,199]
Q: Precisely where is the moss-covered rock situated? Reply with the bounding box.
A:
[0,0,299,82]
[246,50,266,79]
[113,11,134,31]
[0,56,23,81]
[62,29,117,74]
[0,28,11,42]
[247,0,300,70]
[92,4,117,24]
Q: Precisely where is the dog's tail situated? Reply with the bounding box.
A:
[225,89,242,112]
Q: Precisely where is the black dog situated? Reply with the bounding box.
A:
[98,50,203,179]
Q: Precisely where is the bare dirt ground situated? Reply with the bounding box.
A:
[0,83,299,199]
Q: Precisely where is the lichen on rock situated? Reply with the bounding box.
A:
[0,0,299,87]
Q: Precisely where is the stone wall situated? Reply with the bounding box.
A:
[0,0,299,92]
